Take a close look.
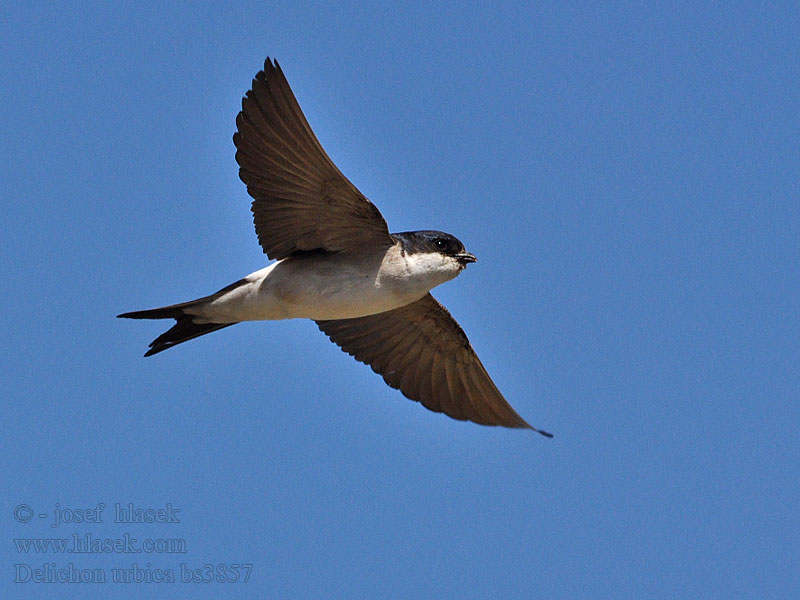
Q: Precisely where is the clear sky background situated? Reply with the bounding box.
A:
[3,3,799,599]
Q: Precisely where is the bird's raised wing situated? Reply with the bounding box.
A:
[316,294,551,433]
[234,58,393,260]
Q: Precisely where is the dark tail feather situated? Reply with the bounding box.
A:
[118,302,236,356]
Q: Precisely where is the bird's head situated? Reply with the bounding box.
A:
[391,230,477,285]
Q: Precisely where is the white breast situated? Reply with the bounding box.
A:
[192,244,464,323]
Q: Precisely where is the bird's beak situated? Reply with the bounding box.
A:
[455,252,477,265]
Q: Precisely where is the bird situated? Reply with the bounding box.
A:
[119,58,552,435]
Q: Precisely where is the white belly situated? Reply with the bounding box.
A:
[190,245,461,323]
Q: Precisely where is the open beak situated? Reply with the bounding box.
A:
[455,252,477,265]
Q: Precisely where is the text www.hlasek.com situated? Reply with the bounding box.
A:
[14,533,186,554]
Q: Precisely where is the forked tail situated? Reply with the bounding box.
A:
[118,300,236,357]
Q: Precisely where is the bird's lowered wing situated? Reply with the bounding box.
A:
[317,293,551,433]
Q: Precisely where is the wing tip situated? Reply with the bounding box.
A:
[260,56,282,79]
[506,417,553,437]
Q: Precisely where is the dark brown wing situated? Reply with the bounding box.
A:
[234,58,393,260]
[317,294,551,433]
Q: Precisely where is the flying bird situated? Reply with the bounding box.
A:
[119,58,551,435]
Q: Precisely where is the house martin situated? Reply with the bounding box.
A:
[119,58,551,435]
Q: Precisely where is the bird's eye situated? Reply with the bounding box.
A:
[434,239,447,250]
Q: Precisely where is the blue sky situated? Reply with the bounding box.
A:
[3,2,799,598]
